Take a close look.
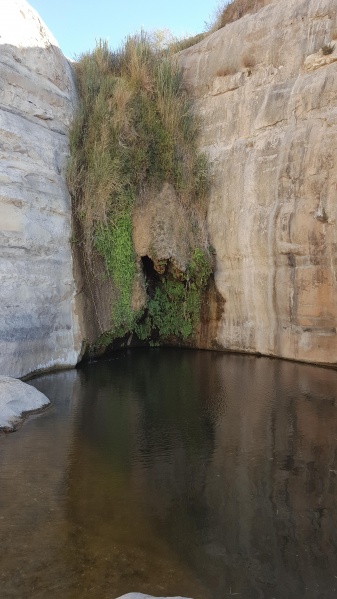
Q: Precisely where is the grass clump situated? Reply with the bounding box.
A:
[68,34,211,341]
[169,33,206,53]
[322,43,335,55]
[209,0,271,31]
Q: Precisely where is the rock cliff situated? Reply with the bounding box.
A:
[2,0,337,375]
[0,0,82,377]
[179,0,337,365]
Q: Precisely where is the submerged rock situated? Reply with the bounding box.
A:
[0,376,49,431]
[116,595,192,599]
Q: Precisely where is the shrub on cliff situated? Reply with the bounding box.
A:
[209,0,272,31]
[68,34,211,342]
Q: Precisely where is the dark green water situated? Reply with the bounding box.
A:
[1,349,337,599]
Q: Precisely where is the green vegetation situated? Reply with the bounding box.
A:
[95,214,138,337]
[68,34,212,344]
[136,249,212,342]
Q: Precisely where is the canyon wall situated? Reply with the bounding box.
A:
[180,0,337,365]
[1,0,337,376]
[0,0,82,377]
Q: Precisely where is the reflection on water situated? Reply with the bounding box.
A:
[1,350,337,599]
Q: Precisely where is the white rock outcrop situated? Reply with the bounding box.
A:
[0,375,49,430]
[0,0,82,377]
[180,0,337,365]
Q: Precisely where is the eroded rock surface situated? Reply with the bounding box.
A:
[0,0,82,377]
[180,0,337,365]
[133,183,204,273]
[0,375,49,430]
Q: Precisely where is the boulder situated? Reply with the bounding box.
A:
[0,375,49,430]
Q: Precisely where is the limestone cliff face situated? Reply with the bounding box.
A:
[2,0,337,373]
[180,0,337,365]
[0,0,82,377]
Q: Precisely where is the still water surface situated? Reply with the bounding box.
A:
[1,349,337,599]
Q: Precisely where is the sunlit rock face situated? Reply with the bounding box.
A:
[0,0,82,377]
[179,0,337,365]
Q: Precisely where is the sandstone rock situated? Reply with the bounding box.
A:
[133,183,206,273]
[0,375,49,430]
[179,0,337,365]
[0,0,82,377]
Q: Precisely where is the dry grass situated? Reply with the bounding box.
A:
[68,36,209,258]
[169,33,206,53]
[215,66,238,76]
[209,0,273,31]
[241,53,256,68]
[322,43,335,55]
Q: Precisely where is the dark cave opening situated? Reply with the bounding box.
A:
[141,255,161,297]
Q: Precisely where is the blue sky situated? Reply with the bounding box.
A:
[28,0,220,58]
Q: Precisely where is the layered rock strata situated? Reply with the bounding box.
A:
[0,0,82,377]
[180,0,337,365]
